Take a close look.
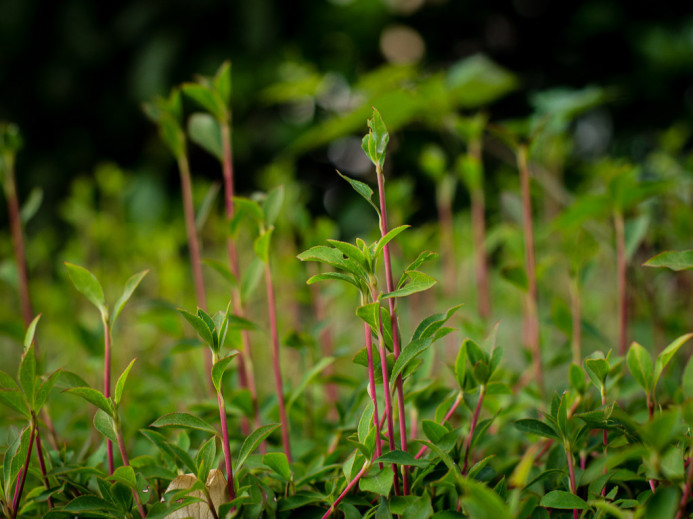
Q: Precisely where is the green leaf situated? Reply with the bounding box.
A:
[150,413,217,435]
[109,465,137,490]
[178,308,215,349]
[500,265,528,292]
[645,486,680,518]
[94,409,118,443]
[413,439,458,473]
[358,400,375,445]
[360,466,393,496]
[376,450,429,469]
[584,356,609,388]
[65,262,108,320]
[298,245,349,269]
[683,356,693,399]
[627,342,654,393]
[390,337,433,385]
[214,61,232,106]
[112,270,148,327]
[454,342,467,390]
[35,369,61,412]
[188,112,223,161]
[287,357,334,412]
[24,314,41,352]
[66,387,112,415]
[3,425,31,497]
[336,170,381,217]
[644,250,693,271]
[413,304,463,342]
[362,107,390,169]
[385,270,436,298]
[422,419,449,444]
[263,186,284,227]
[402,496,433,519]
[514,419,558,440]
[375,225,410,258]
[140,429,197,473]
[237,423,281,473]
[212,353,239,394]
[263,452,291,480]
[19,344,36,409]
[405,250,439,272]
[457,475,510,518]
[62,495,121,514]
[540,490,588,510]
[326,239,369,270]
[196,436,217,481]
[182,83,226,121]
[203,258,237,287]
[241,257,264,303]
[375,497,393,519]
[654,333,693,389]
[114,358,137,406]
[569,364,587,394]
[356,302,381,335]
[254,227,274,263]
[307,272,361,290]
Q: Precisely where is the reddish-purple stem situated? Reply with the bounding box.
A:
[115,423,146,518]
[375,168,409,495]
[675,452,693,519]
[104,326,114,475]
[364,321,383,463]
[566,447,579,519]
[216,389,236,500]
[35,430,52,509]
[415,393,462,459]
[265,261,292,462]
[321,459,371,519]
[462,386,486,474]
[11,425,35,519]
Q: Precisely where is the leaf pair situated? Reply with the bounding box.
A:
[178,302,235,355]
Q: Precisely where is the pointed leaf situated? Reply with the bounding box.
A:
[287,357,335,412]
[114,358,137,406]
[66,387,112,415]
[307,272,361,290]
[188,112,223,161]
[627,342,654,392]
[212,353,239,394]
[360,466,393,496]
[214,61,232,106]
[65,262,108,319]
[584,356,609,388]
[514,419,558,440]
[385,270,436,298]
[254,227,274,263]
[182,83,226,121]
[203,258,237,287]
[23,314,41,352]
[236,423,281,472]
[422,419,449,444]
[150,413,217,435]
[178,308,215,349]
[413,304,463,342]
[263,452,291,480]
[263,186,284,227]
[654,333,693,388]
[336,170,380,217]
[374,225,410,258]
[19,344,36,409]
[109,465,138,490]
[297,245,349,269]
[356,302,381,335]
[390,337,433,385]
[540,490,588,510]
[376,450,429,469]
[35,369,62,411]
[94,409,118,443]
[405,250,439,273]
[644,250,693,271]
[112,270,148,327]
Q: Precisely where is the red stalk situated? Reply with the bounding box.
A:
[11,425,35,519]
[462,385,486,474]
[415,392,462,459]
[363,320,383,463]
[375,168,409,495]
[321,459,371,519]
[216,388,236,500]
[34,430,52,509]
[675,451,693,519]
[264,261,292,462]
[104,326,114,475]
[565,446,579,519]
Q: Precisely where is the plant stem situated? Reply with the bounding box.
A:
[375,166,409,495]
[372,290,400,496]
[415,392,462,459]
[34,429,52,509]
[517,145,542,393]
[3,153,34,332]
[462,385,486,474]
[114,420,146,518]
[220,121,257,436]
[469,138,490,319]
[104,323,114,475]
[213,352,236,500]
[177,154,213,387]
[600,386,607,497]
[362,309,382,462]
[675,450,693,519]
[264,260,292,462]
[565,444,579,519]
[614,209,627,356]
[321,459,371,519]
[11,424,35,519]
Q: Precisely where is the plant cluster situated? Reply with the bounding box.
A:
[2,57,693,519]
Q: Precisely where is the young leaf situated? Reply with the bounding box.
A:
[653,333,693,389]
[413,304,463,342]
[297,245,349,270]
[643,250,693,271]
[94,409,118,443]
[358,400,375,445]
[212,353,240,394]
[390,338,433,386]
[182,83,226,121]
[375,450,429,469]
[627,342,654,393]
[336,170,381,217]
[195,436,217,481]
[405,250,439,273]
[109,465,138,490]
[114,358,137,406]
[66,387,113,415]
[188,113,223,161]
[150,413,217,435]
[374,225,410,258]
[19,344,36,409]
[422,419,449,444]
[214,61,232,106]
[178,308,215,349]
[112,270,149,327]
[24,314,41,352]
[65,262,108,320]
[385,270,436,299]
[307,272,361,290]
[539,490,588,510]
[263,186,284,227]
[263,452,291,481]
[35,369,62,412]
[254,227,274,263]
[236,423,281,473]
[0,371,30,417]
[360,466,392,496]
[514,419,559,440]
[356,302,381,335]
[363,107,390,169]
[584,356,609,389]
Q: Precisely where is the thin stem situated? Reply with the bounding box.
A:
[614,209,627,356]
[675,450,693,519]
[114,420,146,518]
[565,444,579,519]
[321,459,371,519]
[11,424,35,519]
[469,139,490,319]
[363,318,383,463]
[104,323,114,475]
[177,154,213,388]
[375,167,409,495]
[220,121,258,435]
[4,154,34,331]
[34,430,52,509]
[415,392,462,459]
[600,386,607,497]
[214,375,236,500]
[517,145,542,393]
[462,385,486,474]
[265,261,292,462]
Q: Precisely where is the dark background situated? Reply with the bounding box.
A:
[2,0,692,226]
